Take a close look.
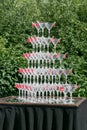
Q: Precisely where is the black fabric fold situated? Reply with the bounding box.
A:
[0,108,5,130]
[14,107,26,130]
[25,107,35,130]
[52,108,63,130]
[0,100,87,130]
[3,107,15,130]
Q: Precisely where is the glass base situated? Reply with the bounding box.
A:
[0,96,86,107]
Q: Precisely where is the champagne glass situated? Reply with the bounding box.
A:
[68,84,78,103]
[46,22,56,37]
[62,84,68,104]
[45,85,49,103]
[24,84,30,102]
[48,53,55,69]
[37,85,42,102]
[49,53,53,68]
[59,85,65,103]
[56,53,66,68]
[31,85,37,103]
[15,83,21,99]
[51,69,56,84]
[30,37,37,52]
[32,22,40,36]
[27,37,35,50]
[19,84,24,101]
[48,69,52,82]
[36,37,41,52]
[30,86,32,102]
[53,84,59,103]
[18,68,26,84]
[25,69,29,84]
[44,37,51,52]
[28,69,33,85]
[25,84,30,102]
[37,36,45,51]
[63,69,72,84]
[51,38,61,52]
[37,21,46,36]
[40,85,45,103]
[56,68,63,84]
[22,53,30,68]
[60,54,66,68]
[49,85,53,103]
[23,84,27,101]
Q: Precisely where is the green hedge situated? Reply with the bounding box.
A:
[0,0,87,97]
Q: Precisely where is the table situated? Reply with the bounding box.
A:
[0,97,87,130]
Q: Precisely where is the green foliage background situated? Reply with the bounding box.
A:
[0,0,87,97]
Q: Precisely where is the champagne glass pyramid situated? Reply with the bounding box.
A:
[15,21,78,104]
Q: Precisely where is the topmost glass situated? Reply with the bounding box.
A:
[32,21,56,37]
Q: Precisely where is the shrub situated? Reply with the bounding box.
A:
[0,0,87,97]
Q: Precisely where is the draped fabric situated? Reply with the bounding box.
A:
[0,100,87,130]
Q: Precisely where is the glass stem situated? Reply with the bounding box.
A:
[59,75,60,84]
[70,92,72,101]
[42,92,44,100]
[39,91,41,100]
[66,75,68,84]
[26,75,28,84]
[47,45,49,52]
[37,30,39,37]
[49,92,51,102]
[42,29,44,36]
[54,45,56,53]
[22,89,23,99]
[28,60,29,68]
[24,89,26,99]
[57,91,59,101]
[53,90,55,100]
[60,60,62,67]
[23,75,25,84]
[19,89,21,98]
[64,92,66,101]
[30,75,31,84]
[48,29,50,37]
[40,44,41,52]
[60,92,62,100]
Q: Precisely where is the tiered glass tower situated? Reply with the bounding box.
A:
[15,21,78,104]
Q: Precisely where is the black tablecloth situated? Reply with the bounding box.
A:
[0,100,87,130]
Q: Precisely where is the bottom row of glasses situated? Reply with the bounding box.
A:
[15,83,78,104]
